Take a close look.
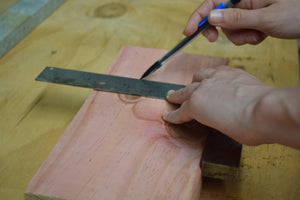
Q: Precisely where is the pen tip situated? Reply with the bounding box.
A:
[140,61,162,79]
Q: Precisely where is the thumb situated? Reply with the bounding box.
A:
[163,102,192,124]
[208,8,263,30]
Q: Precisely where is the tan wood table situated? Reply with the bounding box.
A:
[0,0,299,199]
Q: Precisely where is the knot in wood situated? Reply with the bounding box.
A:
[94,3,126,18]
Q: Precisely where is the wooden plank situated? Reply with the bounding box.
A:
[25,46,228,200]
[0,0,65,58]
[0,0,18,13]
[0,0,299,200]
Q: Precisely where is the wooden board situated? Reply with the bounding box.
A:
[0,0,18,13]
[25,46,228,200]
[0,0,299,200]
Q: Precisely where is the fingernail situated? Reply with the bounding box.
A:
[210,10,223,24]
[166,90,175,99]
[163,111,169,120]
[246,35,257,43]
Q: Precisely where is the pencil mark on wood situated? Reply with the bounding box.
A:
[94,3,126,18]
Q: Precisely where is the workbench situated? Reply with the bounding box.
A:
[0,0,299,199]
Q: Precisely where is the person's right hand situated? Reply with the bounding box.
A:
[184,0,300,45]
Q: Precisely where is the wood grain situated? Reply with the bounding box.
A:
[0,0,299,200]
[25,46,228,200]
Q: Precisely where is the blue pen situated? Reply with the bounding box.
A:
[141,0,241,79]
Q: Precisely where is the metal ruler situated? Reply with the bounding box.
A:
[36,67,185,99]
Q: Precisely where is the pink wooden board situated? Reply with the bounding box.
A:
[25,46,228,200]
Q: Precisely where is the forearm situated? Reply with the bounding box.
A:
[249,87,300,149]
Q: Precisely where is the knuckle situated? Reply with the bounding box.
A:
[178,88,186,97]
[215,65,229,70]
[200,78,209,85]
[192,69,205,81]
[214,69,228,77]
[260,13,276,33]
[189,94,198,107]
[230,9,243,25]
[189,89,202,105]
[234,73,246,82]
[185,101,194,116]
[188,94,201,116]
[178,102,190,123]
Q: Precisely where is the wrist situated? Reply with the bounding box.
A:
[243,87,276,145]
[247,87,300,148]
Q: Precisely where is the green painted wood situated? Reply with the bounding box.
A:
[0,0,66,58]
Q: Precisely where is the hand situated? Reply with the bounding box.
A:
[184,0,300,45]
[163,66,274,145]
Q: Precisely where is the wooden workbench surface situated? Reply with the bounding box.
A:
[0,0,299,199]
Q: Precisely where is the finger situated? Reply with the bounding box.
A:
[163,101,193,124]
[208,8,267,30]
[202,27,219,42]
[184,0,273,36]
[183,9,202,36]
[234,0,272,9]
[184,0,225,36]
[166,82,200,104]
[192,68,217,82]
[222,28,267,45]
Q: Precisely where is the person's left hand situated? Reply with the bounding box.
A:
[163,65,273,145]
